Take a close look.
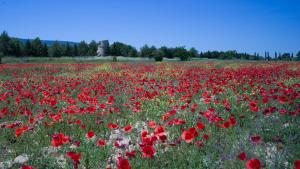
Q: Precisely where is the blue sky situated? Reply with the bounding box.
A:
[0,0,299,55]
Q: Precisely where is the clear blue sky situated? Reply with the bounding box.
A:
[1,0,299,55]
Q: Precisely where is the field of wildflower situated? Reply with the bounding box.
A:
[0,61,299,169]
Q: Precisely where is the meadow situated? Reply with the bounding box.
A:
[0,61,299,169]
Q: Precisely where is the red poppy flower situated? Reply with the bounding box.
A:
[173,118,186,125]
[181,127,199,143]
[86,131,96,139]
[221,121,232,128]
[141,130,148,138]
[97,139,106,147]
[249,101,259,112]
[51,133,70,147]
[118,157,131,169]
[124,124,133,133]
[142,135,158,145]
[81,124,87,130]
[114,141,120,148]
[66,151,81,168]
[22,166,36,169]
[99,103,106,109]
[295,160,300,169]
[125,150,137,158]
[158,134,167,142]
[107,96,116,104]
[238,152,247,160]
[203,134,209,140]
[108,123,119,129]
[154,125,165,136]
[15,125,30,137]
[251,135,262,143]
[76,119,81,125]
[197,122,205,131]
[141,145,156,158]
[279,96,288,104]
[50,114,62,122]
[246,158,261,169]
[148,121,156,129]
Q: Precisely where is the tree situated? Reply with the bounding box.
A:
[219,51,229,59]
[189,47,199,58]
[24,40,33,56]
[159,46,174,58]
[78,41,89,56]
[140,45,156,58]
[153,48,164,61]
[110,42,124,56]
[297,51,300,60]
[31,38,44,56]
[0,31,11,56]
[73,44,79,56]
[50,41,63,57]
[42,44,49,57]
[88,40,98,56]
[278,53,282,60]
[8,38,22,57]
[281,53,290,60]
[64,43,73,56]
[109,42,137,57]
[173,47,190,61]
[128,47,138,57]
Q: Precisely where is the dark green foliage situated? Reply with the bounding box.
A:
[159,46,174,58]
[42,44,49,57]
[281,53,291,60]
[64,43,73,56]
[200,50,260,60]
[0,31,10,56]
[173,47,190,61]
[153,48,164,61]
[73,44,79,56]
[0,52,3,64]
[8,38,22,57]
[31,38,44,56]
[140,45,157,58]
[88,40,98,56]
[0,31,297,61]
[189,47,199,58]
[296,51,300,60]
[113,56,117,62]
[128,48,138,57]
[24,40,33,56]
[49,41,64,57]
[110,42,138,57]
[140,45,198,61]
[109,42,122,56]
[78,41,89,56]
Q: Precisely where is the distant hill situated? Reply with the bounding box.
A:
[15,38,79,46]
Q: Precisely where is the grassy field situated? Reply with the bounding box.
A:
[0,56,252,64]
[0,61,299,169]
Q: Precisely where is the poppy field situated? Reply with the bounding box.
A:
[0,62,299,169]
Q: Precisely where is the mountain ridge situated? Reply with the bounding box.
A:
[14,38,79,46]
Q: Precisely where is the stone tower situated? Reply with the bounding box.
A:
[97,40,109,56]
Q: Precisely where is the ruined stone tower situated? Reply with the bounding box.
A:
[97,40,109,56]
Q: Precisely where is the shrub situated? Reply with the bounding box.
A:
[154,55,163,62]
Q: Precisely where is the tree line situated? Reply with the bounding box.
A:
[0,31,98,58]
[1,31,299,62]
